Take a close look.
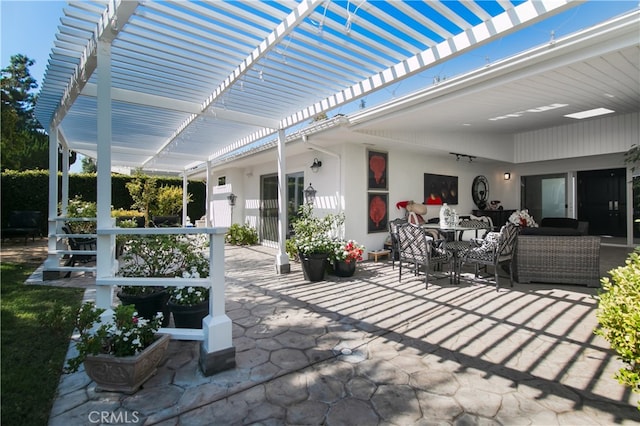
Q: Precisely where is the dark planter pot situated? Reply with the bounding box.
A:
[117,290,170,327]
[168,300,209,329]
[334,260,357,277]
[299,252,328,282]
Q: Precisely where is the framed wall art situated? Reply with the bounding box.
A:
[424,173,458,205]
[367,150,388,190]
[367,192,388,233]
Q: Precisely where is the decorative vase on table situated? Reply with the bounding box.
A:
[299,252,329,282]
[334,260,357,277]
[168,299,209,328]
[84,333,170,394]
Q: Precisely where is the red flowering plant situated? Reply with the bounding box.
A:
[331,239,365,265]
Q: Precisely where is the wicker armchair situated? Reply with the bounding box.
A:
[461,223,519,290]
[397,222,452,288]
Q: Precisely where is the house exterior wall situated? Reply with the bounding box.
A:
[514,112,638,163]
[350,147,517,251]
[209,111,637,253]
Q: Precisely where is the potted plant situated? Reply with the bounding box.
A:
[66,302,169,394]
[167,280,210,329]
[290,204,344,282]
[117,234,209,327]
[331,239,365,277]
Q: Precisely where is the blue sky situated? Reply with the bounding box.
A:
[1,0,637,170]
[2,1,637,91]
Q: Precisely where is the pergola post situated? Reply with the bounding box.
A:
[43,128,60,280]
[199,230,235,375]
[275,128,290,274]
[95,38,114,310]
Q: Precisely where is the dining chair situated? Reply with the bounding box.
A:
[397,222,452,289]
[460,223,519,290]
[388,218,407,270]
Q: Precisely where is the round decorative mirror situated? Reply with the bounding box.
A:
[472,175,489,210]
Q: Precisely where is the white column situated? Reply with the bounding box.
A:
[61,145,70,215]
[202,231,232,352]
[44,128,60,277]
[275,128,290,273]
[95,39,114,309]
[182,173,188,225]
[206,161,212,226]
[627,166,634,247]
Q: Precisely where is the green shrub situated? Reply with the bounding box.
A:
[152,184,192,216]
[285,238,299,261]
[64,195,97,234]
[225,223,258,246]
[594,248,640,409]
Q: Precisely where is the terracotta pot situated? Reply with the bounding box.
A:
[83,333,170,394]
[168,300,209,328]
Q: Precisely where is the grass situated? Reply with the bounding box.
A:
[1,261,84,426]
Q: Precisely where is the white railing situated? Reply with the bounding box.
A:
[45,216,98,275]
[95,226,231,353]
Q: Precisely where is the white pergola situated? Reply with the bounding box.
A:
[35,0,582,374]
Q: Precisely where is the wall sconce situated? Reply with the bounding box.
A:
[504,172,511,180]
[303,183,317,205]
[227,193,237,206]
[310,158,322,173]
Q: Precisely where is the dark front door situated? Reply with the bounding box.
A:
[577,168,626,237]
[260,173,306,244]
[260,174,279,244]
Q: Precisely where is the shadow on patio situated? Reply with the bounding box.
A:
[49,244,639,425]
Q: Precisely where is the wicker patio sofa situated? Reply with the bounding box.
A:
[514,234,601,287]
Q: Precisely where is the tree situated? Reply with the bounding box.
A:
[81,157,97,173]
[126,169,159,227]
[1,54,76,171]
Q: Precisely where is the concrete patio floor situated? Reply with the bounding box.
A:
[23,243,640,425]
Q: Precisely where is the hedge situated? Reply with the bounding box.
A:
[1,170,206,233]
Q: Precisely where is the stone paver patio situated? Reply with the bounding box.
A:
[28,243,639,425]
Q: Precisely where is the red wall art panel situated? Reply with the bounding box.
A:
[367,150,388,190]
[368,192,388,233]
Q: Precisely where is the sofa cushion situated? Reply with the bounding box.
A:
[540,217,579,229]
[520,226,583,236]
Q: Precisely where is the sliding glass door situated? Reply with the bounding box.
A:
[259,172,305,245]
[521,173,567,224]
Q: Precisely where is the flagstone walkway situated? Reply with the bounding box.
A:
[18,242,640,425]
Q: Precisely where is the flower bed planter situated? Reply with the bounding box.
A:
[83,333,170,394]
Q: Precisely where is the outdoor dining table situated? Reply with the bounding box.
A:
[421,222,492,283]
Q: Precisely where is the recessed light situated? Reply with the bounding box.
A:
[564,108,615,120]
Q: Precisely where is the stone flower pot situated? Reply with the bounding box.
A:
[83,333,170,394]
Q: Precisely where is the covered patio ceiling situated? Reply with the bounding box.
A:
[36,0,588,174]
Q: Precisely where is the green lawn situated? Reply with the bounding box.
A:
[1,262,84,426]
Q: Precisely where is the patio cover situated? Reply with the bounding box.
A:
[34,0,580,174]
